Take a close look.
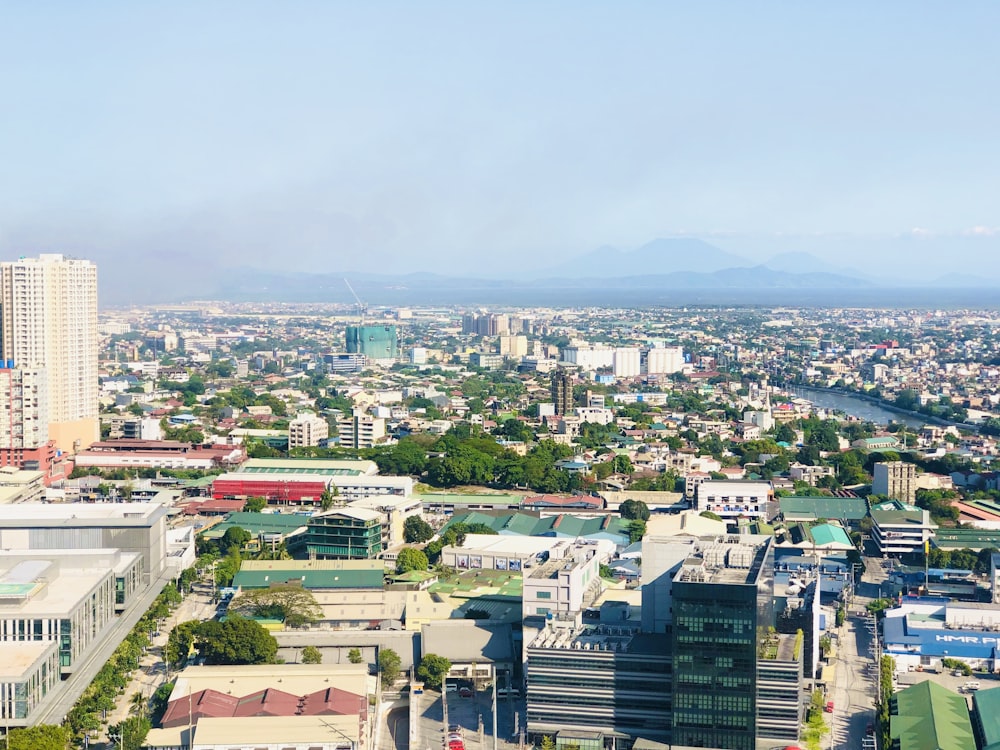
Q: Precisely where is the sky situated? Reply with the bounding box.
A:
[2,2,1000,287]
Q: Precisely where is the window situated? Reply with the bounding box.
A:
[536,591,552,600]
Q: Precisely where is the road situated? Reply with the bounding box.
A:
[827,559,887,750]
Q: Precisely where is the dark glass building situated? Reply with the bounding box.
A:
[670,536,775,750]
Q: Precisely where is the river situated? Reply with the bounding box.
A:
[787,386,926,429]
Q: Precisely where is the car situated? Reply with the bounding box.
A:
[448,742,464,750]
[445,684,458,693]
[824,701,834,713]
[447,733,463,742]
[965,681,982,691]
[866,723,875,736]
[448,725,462,733]
[459,687,473,698]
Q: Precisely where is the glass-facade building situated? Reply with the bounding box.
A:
[670,537,775,750]
[345,325,398,362]
[298,511,383,560]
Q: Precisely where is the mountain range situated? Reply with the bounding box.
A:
[99,237,1000,305]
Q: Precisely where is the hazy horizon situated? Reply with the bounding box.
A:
[2,2,1000,289]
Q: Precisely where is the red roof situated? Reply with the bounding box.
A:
[233,688,301,717]
[162,689,238,728]
[299,687,367,718]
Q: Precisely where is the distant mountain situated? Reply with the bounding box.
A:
[561,237,751,277]
[588,265,873,289]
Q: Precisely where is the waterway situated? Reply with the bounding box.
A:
[788,386,926,429]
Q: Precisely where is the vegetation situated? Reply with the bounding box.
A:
[627,519,647,543]
[7,725,70,750]
[396,547,430,574]
[403,515,435,543]
[348,647,364,664]
[194,616,279,665]
[378,648,402,686]
[301,645,323,664]
[619,498,650,521]
[417,653,452,689]
[877,655,896,750]
[228,584,323,628]
[941,657,973,676]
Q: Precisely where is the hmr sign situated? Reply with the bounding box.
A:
[934,634,998,645]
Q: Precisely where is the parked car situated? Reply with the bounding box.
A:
[825,701,834,713]
[459,687,473,698]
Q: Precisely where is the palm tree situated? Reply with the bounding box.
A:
[129,691,147,717]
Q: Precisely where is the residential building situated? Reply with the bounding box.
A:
[873,461,917,504]
[469,352,503,370]
[288,412,329,449]
[498,334,528,358]
[550,370,573,416]
[0,365,48,470]
[337,409,386,449]
[0,253,99,453]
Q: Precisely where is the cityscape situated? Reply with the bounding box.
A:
[5,4,1000,750]
[3,261,1000,750]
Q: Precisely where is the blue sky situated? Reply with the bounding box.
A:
[2,2,999,281]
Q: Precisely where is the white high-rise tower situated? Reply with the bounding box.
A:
[0,254,99,454]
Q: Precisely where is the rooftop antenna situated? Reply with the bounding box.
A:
[343,278,366,325]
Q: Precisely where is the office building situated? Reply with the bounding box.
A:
[870,499,936,556]
[550,370,574,416]
[337,409,386,449]
[873,461,917,504]
[290,508,383,560]
[288,412,329,449]
[345,325,398,364]
[499,334,528,358]
[695,480,775,520]
[0,254,98,455]
[670,535,784,750]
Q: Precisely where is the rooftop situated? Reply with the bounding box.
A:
[673,534,772,585]
[240,457,377,476]
[891,680,975,750]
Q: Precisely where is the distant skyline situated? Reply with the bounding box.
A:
[2,2,1000,288]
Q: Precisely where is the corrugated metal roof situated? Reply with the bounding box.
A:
[891,680,975,750]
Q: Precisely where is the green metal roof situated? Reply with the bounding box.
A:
[973,686,1000,750]
[778,495,870,521]
[933,528,1000,551]
[233,566,383,590]
[443,511,631,540]
[891,680,975,750]
[201,512,309,539]
[809,523,853,547]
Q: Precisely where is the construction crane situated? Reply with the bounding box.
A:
[343,278,367,324]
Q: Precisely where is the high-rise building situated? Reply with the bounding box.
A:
[337,409,386,449]
[0,254,98,455]
[550,370,573,416]
[345,325,398,364]
[873,461,917,503]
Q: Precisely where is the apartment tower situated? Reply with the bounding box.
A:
[0,254,99,454]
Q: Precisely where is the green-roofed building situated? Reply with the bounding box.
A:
[239,457,377,476]
[443,510,631,546]
[419,493,524,514]
[778,495,870,523]
[933,527,1000,552]
[233,559,386,590]
[891,680,975,750]
[973,685,1000,750]
[200,511,309,541]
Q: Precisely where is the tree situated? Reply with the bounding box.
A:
[396,547,430,574]
[348,647,364,664]
[301,646,323,664]
[541,736,556,750]
[220,526,251,554]
[417,653,452,689]
[129,690,147,716]
[244,496,267,513]
[320,488,337,512]
[404,515,435,543]
[108,716,152,750]
[378,647,402,685]
[612,454,634,475]
[8,725,70,750]
[228,585,323,628]
[628,519,647,543]
[165,620,200,668]
[619,499,650,521]
[194,616,278,665]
